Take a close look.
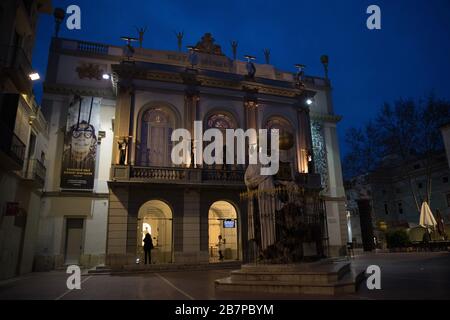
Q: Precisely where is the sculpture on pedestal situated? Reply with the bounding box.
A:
[118,138,128,165]
[244,131,325,263]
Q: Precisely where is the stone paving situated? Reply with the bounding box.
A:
[0,252,449,300]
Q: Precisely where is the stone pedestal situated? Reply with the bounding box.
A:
[215,259,365,295]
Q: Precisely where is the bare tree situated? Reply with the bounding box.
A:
[343,94,450,213]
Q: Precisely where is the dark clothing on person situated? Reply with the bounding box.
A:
[143,234,154,264]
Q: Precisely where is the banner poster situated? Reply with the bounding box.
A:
[60,95,101,190]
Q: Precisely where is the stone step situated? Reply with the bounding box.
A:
[231,262,350,284]
[215,266,366,296]
[88,261,242,275]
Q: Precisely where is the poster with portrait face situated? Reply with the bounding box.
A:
[60,95,101,190]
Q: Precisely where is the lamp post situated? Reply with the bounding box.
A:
[187,46,199,69]
[53,8,66,38]
[244,55,256,78]
[294,64,306,88]
[320,55,329,79]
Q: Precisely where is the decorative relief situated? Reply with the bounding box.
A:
[311,120,329,194]
[76,63,105,80]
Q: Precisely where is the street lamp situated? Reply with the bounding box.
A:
[244,55,256,78]
[320,55,329,79]
[121,36,138,63]
[187,46,199,69]
[53,8,66,38]
[294,64,306,87]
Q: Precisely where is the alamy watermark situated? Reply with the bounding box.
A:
[367,5,381,30]
[171,121,280,176]
[366,265,381,290]
[66,265,81,290]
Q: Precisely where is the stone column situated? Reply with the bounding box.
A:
[184,89,200,167]
[243,89,259,163]
[128,88,136,165]
[296,105,314,173]
[112,84,134,166]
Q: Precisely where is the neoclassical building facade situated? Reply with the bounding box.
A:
[36,34,347,270]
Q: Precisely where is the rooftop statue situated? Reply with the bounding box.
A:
[194,33,224,56]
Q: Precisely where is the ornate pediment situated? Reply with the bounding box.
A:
[194,33,224,56]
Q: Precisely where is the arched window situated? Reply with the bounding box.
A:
[137,108,174,167]
[205,112,237,169]
[207,113,236,130]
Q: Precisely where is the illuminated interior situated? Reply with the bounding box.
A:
[208,201,239,262]
[137,200,173,263]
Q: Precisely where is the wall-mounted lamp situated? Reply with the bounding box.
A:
[102,73,110,80]
[29,72,40,81]
[28,115,37,125]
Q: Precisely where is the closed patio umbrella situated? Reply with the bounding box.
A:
[419,201,437,233]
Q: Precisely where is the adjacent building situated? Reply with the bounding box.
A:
[442,123,450,169]
[0,0,52,279]
[345,153,450,249]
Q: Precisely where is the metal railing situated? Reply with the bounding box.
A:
[112,165,245,185]
[0,125,26,167]
[23,158,46,185]
[131,166,187,181]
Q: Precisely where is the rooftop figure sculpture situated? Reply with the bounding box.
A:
[175,31,184,52]
[136,26,147,48]
[231,40,238,60]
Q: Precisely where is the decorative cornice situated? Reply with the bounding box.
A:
[44,83,116,99]
[112,64,311,99]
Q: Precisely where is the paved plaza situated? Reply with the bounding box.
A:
[0,252,449,300]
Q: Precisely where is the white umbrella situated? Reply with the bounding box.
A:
[419,201,437,232]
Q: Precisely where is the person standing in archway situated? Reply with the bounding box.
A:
[218,235,225,261]
[143,233,154,264]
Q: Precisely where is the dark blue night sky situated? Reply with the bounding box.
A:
[32,0,450,156]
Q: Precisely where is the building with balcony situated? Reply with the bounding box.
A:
[442,123,450,169]
[0,0,52,279]
[35,34,348,270]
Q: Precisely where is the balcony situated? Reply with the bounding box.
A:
[22,158,46,188]
[110,165,245,187]
[0,45,33,94]
[0,125,26,171]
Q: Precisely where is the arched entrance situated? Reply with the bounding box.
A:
[208,201,239,262]
[137,200,173,264]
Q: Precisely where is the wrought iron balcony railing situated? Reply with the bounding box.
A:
[110,165,323,189]
[0,124,26,170]
[23,158,46,187]
[111,165,245,186]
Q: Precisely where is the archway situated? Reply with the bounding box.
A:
[208,201,239,262]
[137,200,173,264]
